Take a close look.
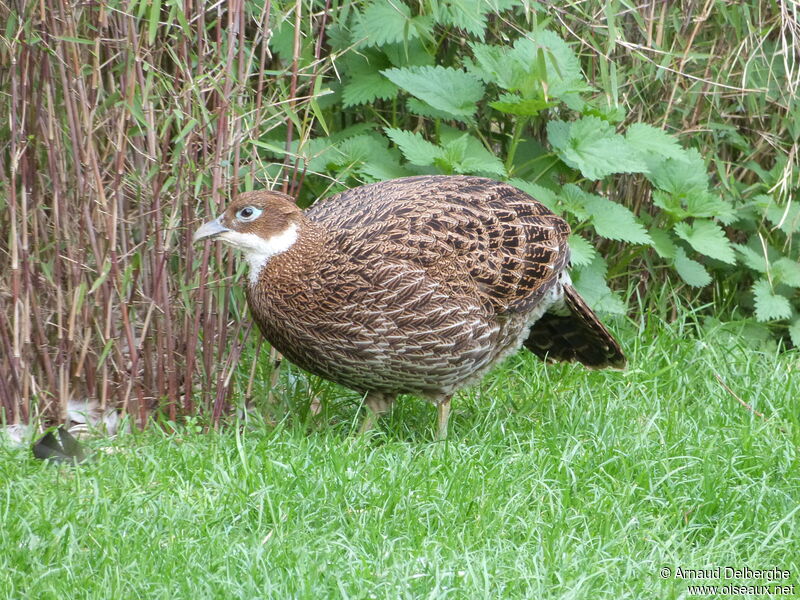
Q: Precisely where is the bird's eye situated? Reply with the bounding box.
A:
[236,206,261,222]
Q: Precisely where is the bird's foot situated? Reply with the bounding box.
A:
[358,392,394,434]
[435,396,452,441]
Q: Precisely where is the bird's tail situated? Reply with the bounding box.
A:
[523,284,626,369]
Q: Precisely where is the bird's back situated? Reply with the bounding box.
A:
[306,175,571,316]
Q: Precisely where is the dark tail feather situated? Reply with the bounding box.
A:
[524,284,626,369]
[32,426,87,464]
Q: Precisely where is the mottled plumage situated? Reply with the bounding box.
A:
[194,175,624,437]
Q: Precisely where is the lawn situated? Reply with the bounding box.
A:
[2,313,798,599]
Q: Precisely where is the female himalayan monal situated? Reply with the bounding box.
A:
[193,175,624,439]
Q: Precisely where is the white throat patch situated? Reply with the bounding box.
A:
[219,223,299,285]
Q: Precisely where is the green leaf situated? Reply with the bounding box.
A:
[545,119,571,150]
[752,279,792,321]
[547,117,648,180]
[512,31,588,98]
[773,258,800,288]
[673,247,711,287]
[571,257,626,314]
[405,98,457,121]
[567,234,596,267]
[583,195,652,244]
[333,135,388,166]
[507,179,559,212]
[684,192,737,224]
[360,159,410,182]
[384,128,444,166]
[436,0,489,38]
[441,134,506,177]
[382,39,436,68]
[673,220,735,264]
[733,243,767,272]
[789,318,800,347]
[352,2,432,48]
[649,229,677,259]
[343,72,398,107]
[382,66,485,121]
[648,148,709,196]
[558,184,590,220]
[624,123,686,161]
[341,53,398,107]
[756,194,800,234]
[652,190,688,220]
[467,43,523,90]
[469,30,589,99]
[489,92,553,116]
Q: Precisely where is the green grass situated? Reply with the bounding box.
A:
[2,313,799,599]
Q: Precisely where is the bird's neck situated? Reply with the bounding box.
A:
[246,218,330,289]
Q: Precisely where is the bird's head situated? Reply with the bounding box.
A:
[193,190,303,283]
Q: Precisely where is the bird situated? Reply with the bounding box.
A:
[194,175,625,439]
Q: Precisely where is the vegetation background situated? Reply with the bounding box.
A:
[2,2,799,598]
[1,0,798,426]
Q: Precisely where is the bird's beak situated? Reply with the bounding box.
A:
[193,217,229,243]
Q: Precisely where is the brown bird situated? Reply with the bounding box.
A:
[194,175,624,439]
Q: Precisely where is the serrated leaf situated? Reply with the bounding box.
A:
[333,135,388,165]
[583,195,651,244]
[489,92,553,116]
[436,0,489,38]
[442,134,506,177]
[545,119,571,150]
[759,195,800,234]
[673,220,735,264]
[467,43,523,90]
[360,158,410,182]
[773,257,800,288]
[789,318,800,347]
[567,234,596,267]
[547,117,648,180]
[648,148,709,196]
[343,72,398,107]
[405,98,456,120]
[381,66,484,121]
[382,39,435,68]
[384,128,444,166]
[558,184,590,220]
[652,190,688,220]
[512,32,588,98]
[438,134,468,172]
[469,30,589,99]
[673,247,711,287]
[352,2,432,48]
[265,137,336,173]
[752,279,793,321]
[649,228,676,259]
[571,257,626,314]
[341,54,398,107]
[733,243,768,272]
[684,192,737,224]
[625,123,686,161]
[507,179,559,212]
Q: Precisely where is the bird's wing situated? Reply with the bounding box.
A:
[306,175,571,315]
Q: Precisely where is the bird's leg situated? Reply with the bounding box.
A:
[435,395,452,441]
[359,392,394,434]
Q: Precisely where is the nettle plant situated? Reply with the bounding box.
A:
[261,0,799,343]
